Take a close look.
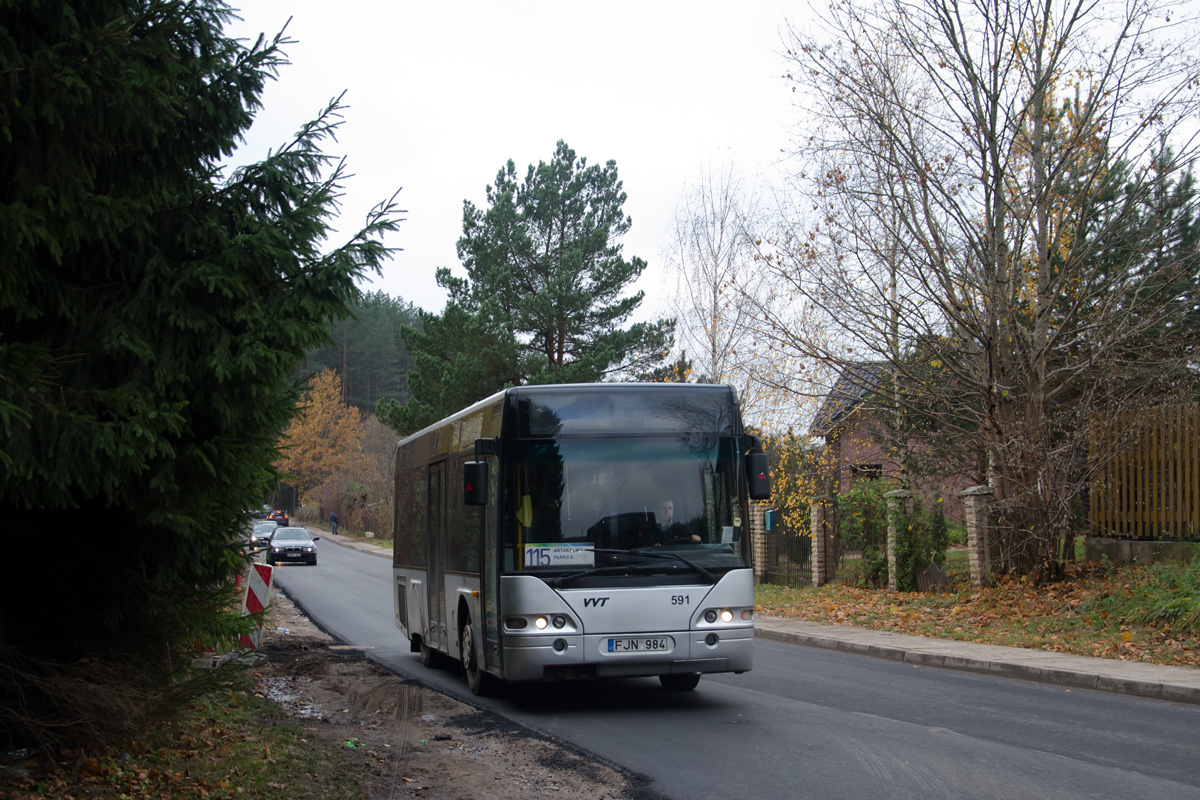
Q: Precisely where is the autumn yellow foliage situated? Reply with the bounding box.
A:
[275,370,364,501]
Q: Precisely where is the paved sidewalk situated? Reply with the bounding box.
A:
[313,531,1200,706]
[755,616,1200,705]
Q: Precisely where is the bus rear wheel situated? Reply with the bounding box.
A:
[659,673,701,691]
[460,618,500,697]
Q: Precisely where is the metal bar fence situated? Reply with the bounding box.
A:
[762,522,813,587]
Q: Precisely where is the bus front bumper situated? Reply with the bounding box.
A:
[501,625,754,682]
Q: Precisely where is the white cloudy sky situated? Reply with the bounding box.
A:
[222,2,804,319]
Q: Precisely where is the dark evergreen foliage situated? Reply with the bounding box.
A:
[379,141,672,435]
[304,291,420,410]
[634,351,697,383]
[0,0,401,748]
[376,302,523,435]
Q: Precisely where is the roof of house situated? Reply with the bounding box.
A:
[809,362,889,436]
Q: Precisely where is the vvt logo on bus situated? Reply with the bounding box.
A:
[583,597,610,608]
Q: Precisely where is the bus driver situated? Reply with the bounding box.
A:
[655,498,700,544]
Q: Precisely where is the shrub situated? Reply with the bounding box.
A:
[945,520,968,547]
[837,481,951,590]
[837,480,890,588]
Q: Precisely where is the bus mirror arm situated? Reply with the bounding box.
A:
[474,437,499,459]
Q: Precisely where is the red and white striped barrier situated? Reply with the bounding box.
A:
[238,562,274,650]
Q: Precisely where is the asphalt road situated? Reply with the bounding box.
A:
[272,535,1200,800]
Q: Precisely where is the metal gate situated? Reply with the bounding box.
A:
[762,522,812,587]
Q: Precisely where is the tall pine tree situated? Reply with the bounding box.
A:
[0,1,401,747]
[305,291,420,410]
[380,141,672,435]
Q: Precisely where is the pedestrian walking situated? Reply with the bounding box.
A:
[329,511,338,536]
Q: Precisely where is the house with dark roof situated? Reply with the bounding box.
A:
[810,362,969,521]
[810,362,892,493]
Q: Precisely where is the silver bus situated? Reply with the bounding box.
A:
[392,383,770,695]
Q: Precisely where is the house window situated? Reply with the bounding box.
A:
[850,463,882,481]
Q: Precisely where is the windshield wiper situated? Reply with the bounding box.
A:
[550,548,716,588]
[628,549,717,584]
[550,564,637,588]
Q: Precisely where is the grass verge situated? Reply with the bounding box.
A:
[1,667,370,800]
[756,559,1200,668]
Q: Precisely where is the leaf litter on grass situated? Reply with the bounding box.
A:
[756,560,1200,668]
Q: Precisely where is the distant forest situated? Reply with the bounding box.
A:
[301,290,421,412]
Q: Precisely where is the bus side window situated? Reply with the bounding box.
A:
[412,467,427,563]
[448,456,481,572]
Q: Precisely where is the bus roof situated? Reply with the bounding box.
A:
[395,383,744,458]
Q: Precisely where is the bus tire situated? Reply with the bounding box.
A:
[659,673,701,691]
[460,617,500,697]
[419,636,441,669]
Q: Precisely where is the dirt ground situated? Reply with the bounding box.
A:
[257,589,655,800]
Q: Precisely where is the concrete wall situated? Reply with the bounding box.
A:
[1084,537,1199,565]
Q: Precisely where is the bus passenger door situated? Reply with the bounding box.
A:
[427,460,447,653]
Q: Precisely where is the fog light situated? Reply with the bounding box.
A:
[534,616,549,630]
[553,638,568,652]
[720,609,734,623]
[705,633,719,646]
[704,610,718,623]
[552,615,567,629]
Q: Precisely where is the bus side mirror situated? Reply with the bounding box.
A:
[746,452,770,500]
[464,461,488,506]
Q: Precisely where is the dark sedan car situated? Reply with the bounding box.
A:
[249,520,278,548]
[266,526,319,566]
[267,509,289,526]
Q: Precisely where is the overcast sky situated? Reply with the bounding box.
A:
[223,2,803,319]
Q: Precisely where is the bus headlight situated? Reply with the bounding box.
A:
[552,615,567,629]
[720,609,734,623]
[534,616,549,630]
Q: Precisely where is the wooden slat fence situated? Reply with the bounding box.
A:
[1090,402,1199,539]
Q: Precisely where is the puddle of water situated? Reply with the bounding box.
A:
[258,676,327,719]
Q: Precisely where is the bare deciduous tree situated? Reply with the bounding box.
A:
[663,160,831,429]
[759,0,1200,574]
[665,160,762,383]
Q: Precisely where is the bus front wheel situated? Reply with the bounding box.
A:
[659,673,701,691]
[460,617,500,697]
[419,637,441,669]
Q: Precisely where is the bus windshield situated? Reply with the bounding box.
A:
[502,437,749,580]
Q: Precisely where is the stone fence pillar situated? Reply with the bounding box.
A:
[810,496,837,587]
[885,489,915,592]
[751,500,768,584]
[959,485,996,588]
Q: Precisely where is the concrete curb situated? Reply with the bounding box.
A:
[755,618,1200,706]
